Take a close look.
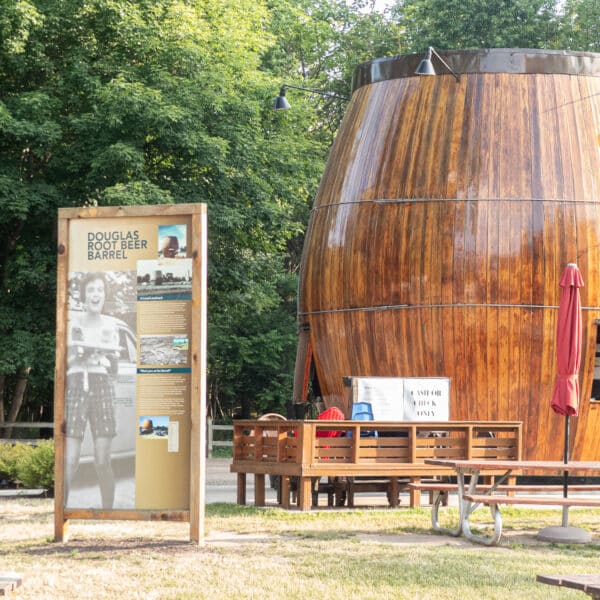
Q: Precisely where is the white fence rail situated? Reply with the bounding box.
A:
[0,422,54,445]
[0,422,54,429]
[207,418,233,458]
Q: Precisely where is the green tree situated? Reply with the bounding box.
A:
[0,1,58,430]
[0,0,326,425]
[265,0,400,137]
[2,0,597,428]
[393,0,561,51]
[560,0,600,52]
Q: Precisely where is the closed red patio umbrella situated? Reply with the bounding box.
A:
[551,263,583,417]
[541,263,588,540]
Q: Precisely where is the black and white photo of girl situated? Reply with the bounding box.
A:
[65,270,137,509]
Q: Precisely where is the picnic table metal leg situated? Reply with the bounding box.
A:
[462,499,503,546]
[430,489,462,536]
[461,469,506,546]
[430,474,464,537]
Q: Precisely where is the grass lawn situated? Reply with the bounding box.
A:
[1,499,599,599]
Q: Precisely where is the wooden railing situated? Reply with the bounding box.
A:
[231,420,522,510]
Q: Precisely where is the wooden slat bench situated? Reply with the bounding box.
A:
[0,573,23,597]
[409,481,600,503]
[463,494,600,507]
[230,420,522,511]
[537,575,600,599]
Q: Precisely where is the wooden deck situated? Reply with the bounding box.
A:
[230,420,522,510]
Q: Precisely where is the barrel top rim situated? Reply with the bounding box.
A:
[352,48,600,91]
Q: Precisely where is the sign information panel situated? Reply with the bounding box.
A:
[54,205,206,542]
[348,377,450,421]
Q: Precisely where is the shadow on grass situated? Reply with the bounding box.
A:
[2,538,205,558]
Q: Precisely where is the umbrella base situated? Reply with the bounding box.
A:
[537,525,592,544]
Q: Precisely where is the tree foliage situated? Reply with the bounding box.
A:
[394,0,562,51]
[0,0,321,423]
[560,0,600,52]
[1,0,599,426]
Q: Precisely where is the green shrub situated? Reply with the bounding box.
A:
[0,442,16,481]
[15,441,55,493]
[0,441,55,493]
[0,442,33,484]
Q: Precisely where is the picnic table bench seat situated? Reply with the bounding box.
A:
[408,482,600,493]
[463,493,600,508]
[408,481,600,504]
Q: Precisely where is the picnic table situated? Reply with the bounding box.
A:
[536,575,600,599]
[424,459,600,545]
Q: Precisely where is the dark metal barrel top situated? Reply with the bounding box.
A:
[352,48,600,91]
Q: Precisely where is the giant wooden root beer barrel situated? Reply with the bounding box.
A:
[295,49,600,461]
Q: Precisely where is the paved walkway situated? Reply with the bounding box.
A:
[1,458,278,505]
[205,458,278,504]
[1,457,452,507]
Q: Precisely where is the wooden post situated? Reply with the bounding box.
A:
[255,474,266,507]
[467,425,474,460]
[298,477,313,511]
[281,476,291,509]
[236,473,246,505]
[54,216,69,542]
[189,206,207,544]
[351,425,360,463]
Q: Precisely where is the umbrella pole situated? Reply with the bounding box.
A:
[538,412,590,542]
[562,415,570,527]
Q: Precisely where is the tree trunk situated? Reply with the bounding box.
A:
[0,373,5,424]
[240,396,251,419]
[0,374,5,440]
[5,367,31,439]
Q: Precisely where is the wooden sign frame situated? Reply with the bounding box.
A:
[54,204,207,543]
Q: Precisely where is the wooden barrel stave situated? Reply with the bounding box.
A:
[298,51,600,461]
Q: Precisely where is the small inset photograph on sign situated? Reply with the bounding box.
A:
[158,224,187,258]
[139,334,189,366]
[136,258,192,300]
[138,415,169,438]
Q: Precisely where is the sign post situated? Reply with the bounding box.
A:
[54,204,207,543]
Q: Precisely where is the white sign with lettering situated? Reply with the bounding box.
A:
[402,378,450,421]
[348,377,450,421]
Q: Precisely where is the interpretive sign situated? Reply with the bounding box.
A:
[346,377,450,421]
[54,204,207,543]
